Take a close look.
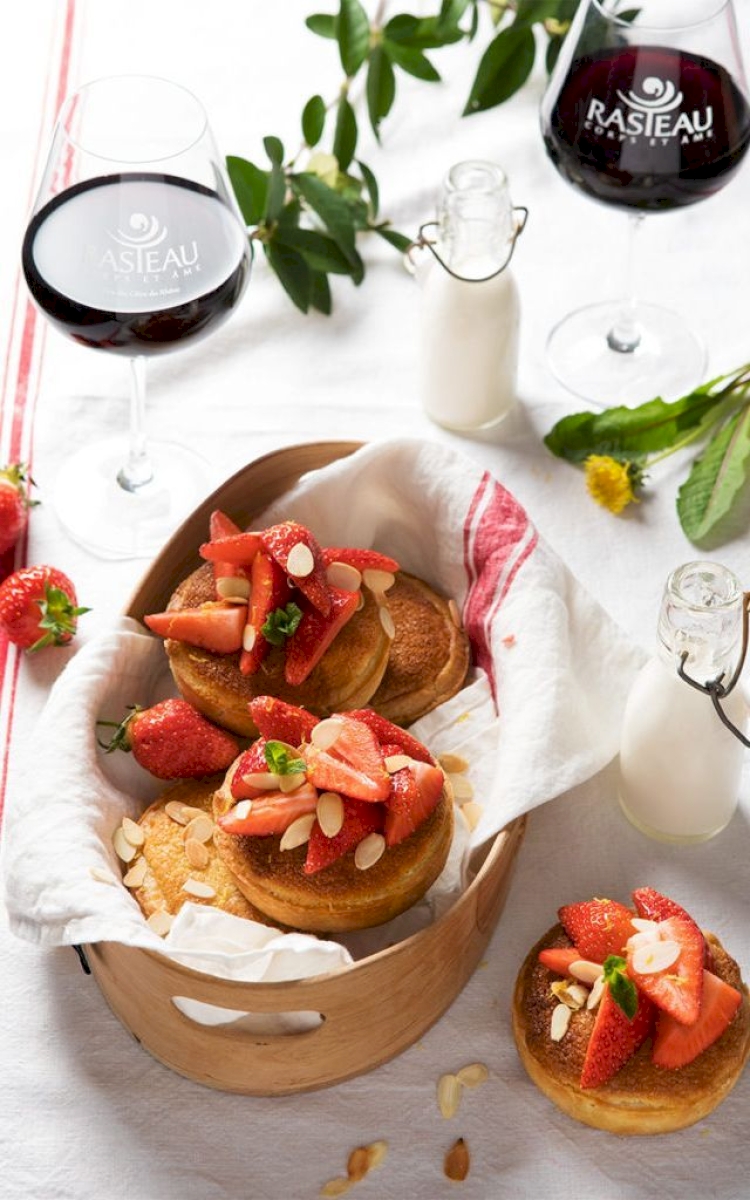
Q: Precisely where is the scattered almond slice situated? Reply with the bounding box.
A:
[568,959,602,985]
[147,910,173,936]
[286,541,315,577]
[346,1147,370,1182]
[185,839,211,870]
[362,568,395,593]
[550,1002,572,1041]
[438,752,469,774]
[379,606,396,639]
[123,857,148,888]
[444,1137,470,1182]
[364,1141,388,1171]
[112,827,137,864]
[587,974,606,1010]
[242,625,256,652]
[165,800,191,825]
[437,1072,462,1119]
[241,770,282,790]
[317,791,344,838]
[182,877,216,900]
[89,866,117,886]
[631,917,659,933]
[184,814,214,844]
[311,717,345,751]
[233,799,253,821]
[216,576,250,601]
[450,774,474,802]
[384,753,413,773]
[460,801,483,832]
[319,1179,352,1198]
[456,1062,489,1088]
[632,938,681,975]
[354,832,386,871]
[551,980,588,1010]
[279,771,307,794]
[121,816,145,847]
[326,561,362,592]
[280,812,316,851]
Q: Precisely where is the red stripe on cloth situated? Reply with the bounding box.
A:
[462,475,534,692]
[462,469,492,594]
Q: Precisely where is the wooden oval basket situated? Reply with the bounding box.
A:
[84,441,526,1095]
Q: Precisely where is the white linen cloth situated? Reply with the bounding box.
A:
[3,438,644,969]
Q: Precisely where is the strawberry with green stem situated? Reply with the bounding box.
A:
[0,565,88,651]
[0,463,38,556]
[99,698,239,780]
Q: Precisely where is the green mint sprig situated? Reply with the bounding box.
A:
[265,741,307,775]
[602,955,638,1020]
[261,602,303,646]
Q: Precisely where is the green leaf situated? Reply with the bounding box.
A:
[264,243,311,313]
[385,41,441,82]
[337,0,370,76]
[306,13,337,38]
[603,956,638,1021]
[264,740,306,776]
[265,161,287,223]
[677,408,750,544]
[333,94,358,171]
[464,25,536,115]
[225,156,269,226]
[375,227,413,252]
[544,386,738,465]
[263,136,284,166]
[358,159,379,217]
[302,94,326,147]
[309,270,333,314]
[292,171,357,260]
[438,0,471,28]
[274,226,357,275]
[384,12,464,48]
[261,601,304,644]
[366,45,396,139]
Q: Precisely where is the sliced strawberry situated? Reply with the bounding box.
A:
[218,781,319,836]
[239,551,291,675]
[305,746,390,803]
[321,547,400,574]
[652,970,742,1069]
[384,761,444,846]
[626,916,704,1025]
[261,521,331,616]
[632,886,714,970]
[249,696,319,745]
[558,898,636,963]
[143,603,245,654]
[346,708,435,764]
[538,947,582,976]
[200,531,262,566]
[229,739,270,800]
[580,981,654,1090]
[209,510,242,540]
[285,587,359,686]
[304,798,385,874]
[208,510,250,600]
[326,716,386,774]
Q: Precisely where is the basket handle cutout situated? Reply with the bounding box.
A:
[171,995,324,1035]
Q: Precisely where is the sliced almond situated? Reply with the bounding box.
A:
[460,801,483,832]
[317,791,344,838]
[286,541,315,577]
[147,910,173,936]
[241,771,282,790]
[165,800,191,825]
[311,717,345,751]
[242,624,256,652]
[364,1141,388,1171]
[568,959,603,985]
[319,1180,351,1198]
[113,827,137,864]
[631,938,681,975]
[550,1002,572,1042]
[587,974,606,1010]
[631,917,659,933]
[233,799,253,821]
[279,770,307,793]
[439,752,469,774]
[362,567,396,594]
[279,812,316,851]
[551,980,587,1010]
[384,753,413,774]
[379,606,396,640]
[185,839,211,870]
[216,576,250,601]
[450,774,474,802]
[444,1137,470,1182]
[448,598,462,629]
[89,866,117,885]
[354,832,386,871]
[182,877,216,900]
[346,1146,370,1182]
[437,1072,462,1119]
[121,816,145,848]
[123,857,148,888]
[326,561,362,592]
[456,1062,489,1088]
[184,814,214,844]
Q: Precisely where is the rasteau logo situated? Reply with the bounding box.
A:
[97,211,200,281]
[585,76,714,145]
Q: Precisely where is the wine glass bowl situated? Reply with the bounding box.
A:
[540,0,750,407]
[21,75,251,558]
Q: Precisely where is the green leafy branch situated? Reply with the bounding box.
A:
[544,364,750,546]
[226,0,576,314]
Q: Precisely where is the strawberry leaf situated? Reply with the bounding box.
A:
[261,602,303,646]
[677,408,750,545]
[603,955,638,1020]
[265,740,306,775]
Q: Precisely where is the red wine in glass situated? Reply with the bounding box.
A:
[539,0,750,408]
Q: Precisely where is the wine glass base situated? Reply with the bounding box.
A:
[53,436,216,560]
[546,300,707,409]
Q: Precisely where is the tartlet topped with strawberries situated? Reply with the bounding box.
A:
[512,888,750,1135]
[210,696,454,933]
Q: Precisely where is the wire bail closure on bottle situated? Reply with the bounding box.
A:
[407,205,528,283]
[677,590,750,747]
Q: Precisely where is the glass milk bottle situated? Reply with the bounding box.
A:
[419,161,523,432]
[618,561,748,844]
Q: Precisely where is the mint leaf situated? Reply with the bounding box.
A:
[261,602,303,646]
[265,741,306,776]
[602,955,638,1020]
[677,408,750,545]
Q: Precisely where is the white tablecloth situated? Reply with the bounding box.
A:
[2,3,749,1198]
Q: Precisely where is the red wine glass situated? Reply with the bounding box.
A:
[22,75,251,558]
[540,0,750,407]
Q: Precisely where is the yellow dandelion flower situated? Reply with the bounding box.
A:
[584,455,642,515]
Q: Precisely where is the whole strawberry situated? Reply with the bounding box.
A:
[0,565,89,651]
[99,698,239,780]
[0,463,37,555]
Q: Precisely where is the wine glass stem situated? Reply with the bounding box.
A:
[117,355,154,492]
[607,213,645,355]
